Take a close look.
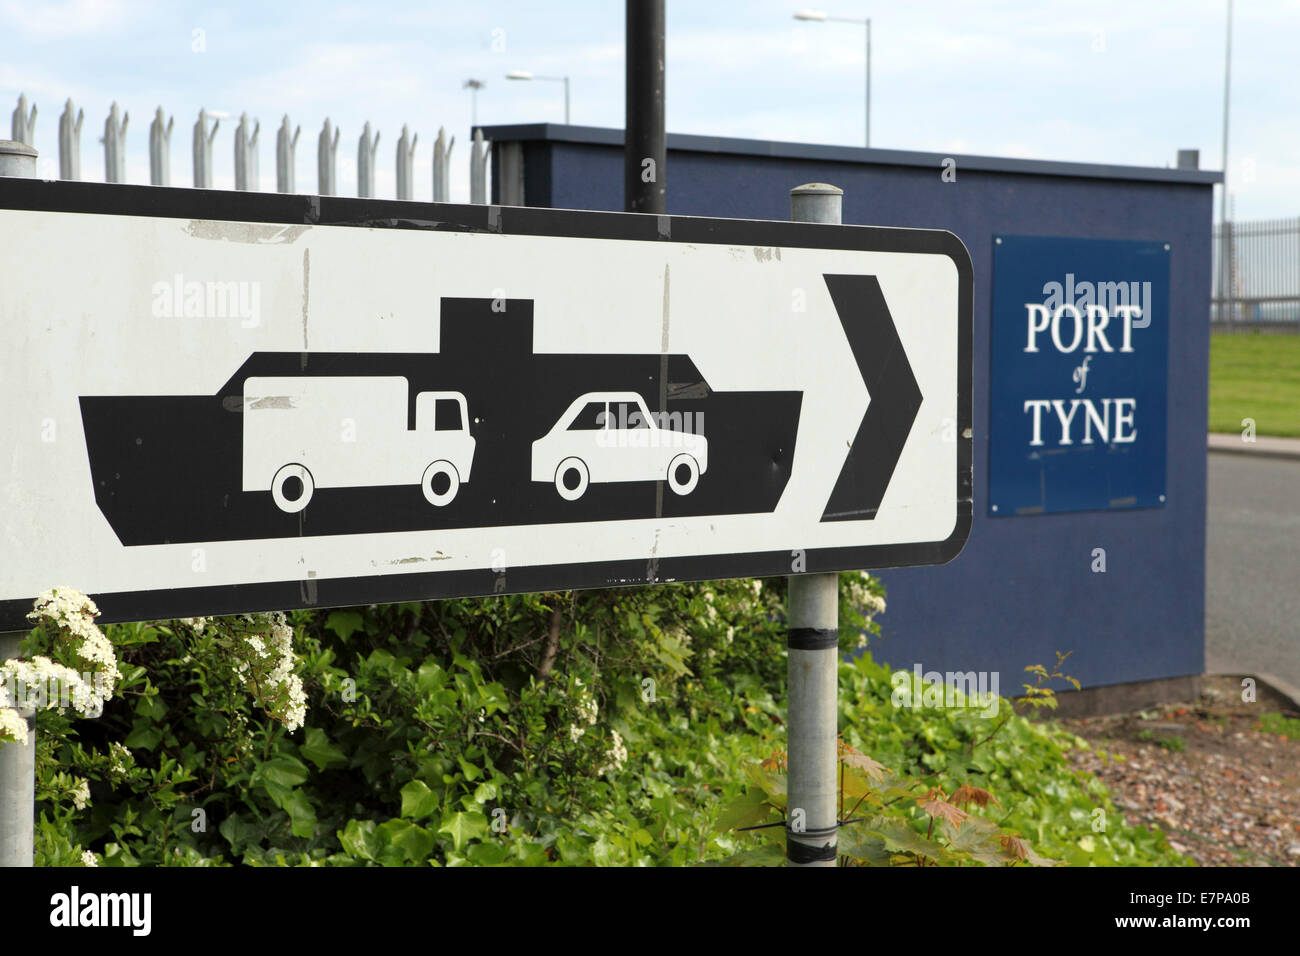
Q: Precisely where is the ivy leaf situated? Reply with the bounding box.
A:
[400,780,440,821]
[438,811,488,851]
[339,820,382,861]
[378,819,436,863]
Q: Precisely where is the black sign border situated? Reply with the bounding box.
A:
[0,178,973,627]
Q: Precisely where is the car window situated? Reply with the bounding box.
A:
[613,401,651,428]
[435,398,463,431]
[567,401,608,430]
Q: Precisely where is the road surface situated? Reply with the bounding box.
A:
[1205,450,1300,698]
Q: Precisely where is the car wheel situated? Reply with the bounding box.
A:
[667,454,700,496]
[555,457,589,501]
[422,460,460,506]
[272,463,314,513]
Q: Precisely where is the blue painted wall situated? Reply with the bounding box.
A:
[487,126,1216,690]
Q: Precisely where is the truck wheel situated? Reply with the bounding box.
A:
[422,460,460,507]
[272,463,314,513]
[667,454,700,496]
[555,457,589,501]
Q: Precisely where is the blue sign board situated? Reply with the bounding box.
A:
[989,235,1169,516]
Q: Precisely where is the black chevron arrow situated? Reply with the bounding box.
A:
[820,274,923,522]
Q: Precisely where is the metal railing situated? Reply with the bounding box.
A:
[8,92,491,203]
[1213,216,1300,325]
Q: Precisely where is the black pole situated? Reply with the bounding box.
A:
[625,0,665,214]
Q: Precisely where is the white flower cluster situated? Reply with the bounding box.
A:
[234,612,307,732]
[71,777,90,810]
[109,741,132,778]
[81,850,97,867]
[846,572,886,617]
[179,617,209,634]
[598,728,628,776]
[0,707,27,746]
[566,677,599,742]
[0,587,120,744]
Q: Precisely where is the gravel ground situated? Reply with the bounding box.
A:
[1059,677,1300,867]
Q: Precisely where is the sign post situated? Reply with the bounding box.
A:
[0,139,38,868]
[786,184,844,867]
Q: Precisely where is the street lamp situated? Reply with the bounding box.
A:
[463,78,486,128]
[505,70,571,125]
[794,9,871,147]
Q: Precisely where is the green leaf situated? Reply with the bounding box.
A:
[466,840,509,866]
[123,719,163,751]
[868,817,956,864]
[456,755,482,782]
[712,843,785,867]
[400,780,441,821]
[378,819,436,863]
[134,693,167,720]
[339,820,382,861]
[253,755,309,789]
[438,811,487,851]
[218,814,265,854]
[325,610,365,640]
[269,785,317,838]
[837,829,892,866]
[714,788,779,834]
[299,727,348,772]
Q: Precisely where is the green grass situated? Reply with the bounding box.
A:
[1209,333,1300,437]
[1256,712,1300,741]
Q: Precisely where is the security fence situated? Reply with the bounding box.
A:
[8,92,490,203]
[1213,216,1300,326]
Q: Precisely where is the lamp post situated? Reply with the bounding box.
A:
[794,9,870,147]
[463,79,486,128]
[505,70,570,125]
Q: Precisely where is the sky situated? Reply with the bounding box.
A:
[1,0,1294,219]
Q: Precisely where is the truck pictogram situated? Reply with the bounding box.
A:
[241,376,475,513]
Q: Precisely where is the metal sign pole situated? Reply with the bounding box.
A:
[0,140,37,868]
[0,631,33,868]
[624,0,665,215]
[785,183,843,867]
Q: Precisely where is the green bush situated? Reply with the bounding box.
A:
[15,572,1186,866]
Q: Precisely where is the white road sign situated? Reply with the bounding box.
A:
[0,181,972,627]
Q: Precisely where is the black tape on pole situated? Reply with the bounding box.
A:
[787,627,839,650]
[786,837,838,865]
